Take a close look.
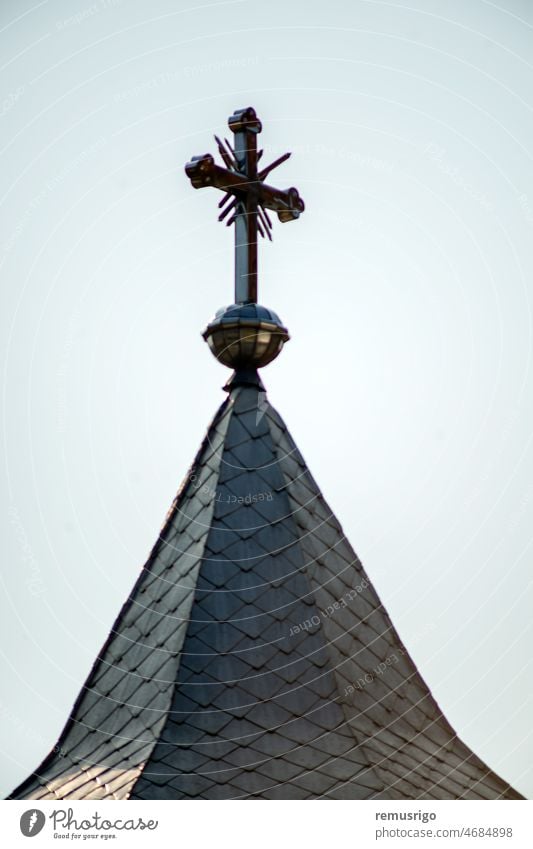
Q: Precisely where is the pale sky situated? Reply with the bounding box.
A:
[1,0,532,799]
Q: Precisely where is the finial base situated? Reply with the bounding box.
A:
[223,368,265,393]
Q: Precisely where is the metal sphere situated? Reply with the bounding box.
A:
[202,303,290,369]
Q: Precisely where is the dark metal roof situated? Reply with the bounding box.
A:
[9,381,523,800]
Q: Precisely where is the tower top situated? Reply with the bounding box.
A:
[7,110,523,803]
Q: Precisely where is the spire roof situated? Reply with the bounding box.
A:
[9,381,522,800]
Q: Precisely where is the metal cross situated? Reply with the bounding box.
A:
[185,107,304,304]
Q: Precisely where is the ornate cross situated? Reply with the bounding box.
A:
[185,107,304,304]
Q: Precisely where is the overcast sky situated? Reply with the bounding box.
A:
[1,0,532,800]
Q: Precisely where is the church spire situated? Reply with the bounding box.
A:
[7,108,523,802]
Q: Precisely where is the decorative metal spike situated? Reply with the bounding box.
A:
[258,206,272,241]
[257,218,265,239]
[257,204,269,227]
[226,213,237,227]
[218,192,231,208]
[223,137,238,167]
[258,151,291,181]
[214,135,234,170]
[218,198,237,222]
[261,206,272,229]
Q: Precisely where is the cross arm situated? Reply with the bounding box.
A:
[185,153,304,223]
[258,183,304,222]
[185,154,251,194]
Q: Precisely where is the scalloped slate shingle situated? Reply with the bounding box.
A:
[8,380,523,800]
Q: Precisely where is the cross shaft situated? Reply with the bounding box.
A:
[185,107,304,304]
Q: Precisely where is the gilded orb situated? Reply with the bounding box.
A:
[202,303,289,369]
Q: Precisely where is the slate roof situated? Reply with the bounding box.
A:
[9,376,523,800]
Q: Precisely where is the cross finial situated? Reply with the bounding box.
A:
[185,106,304,304]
